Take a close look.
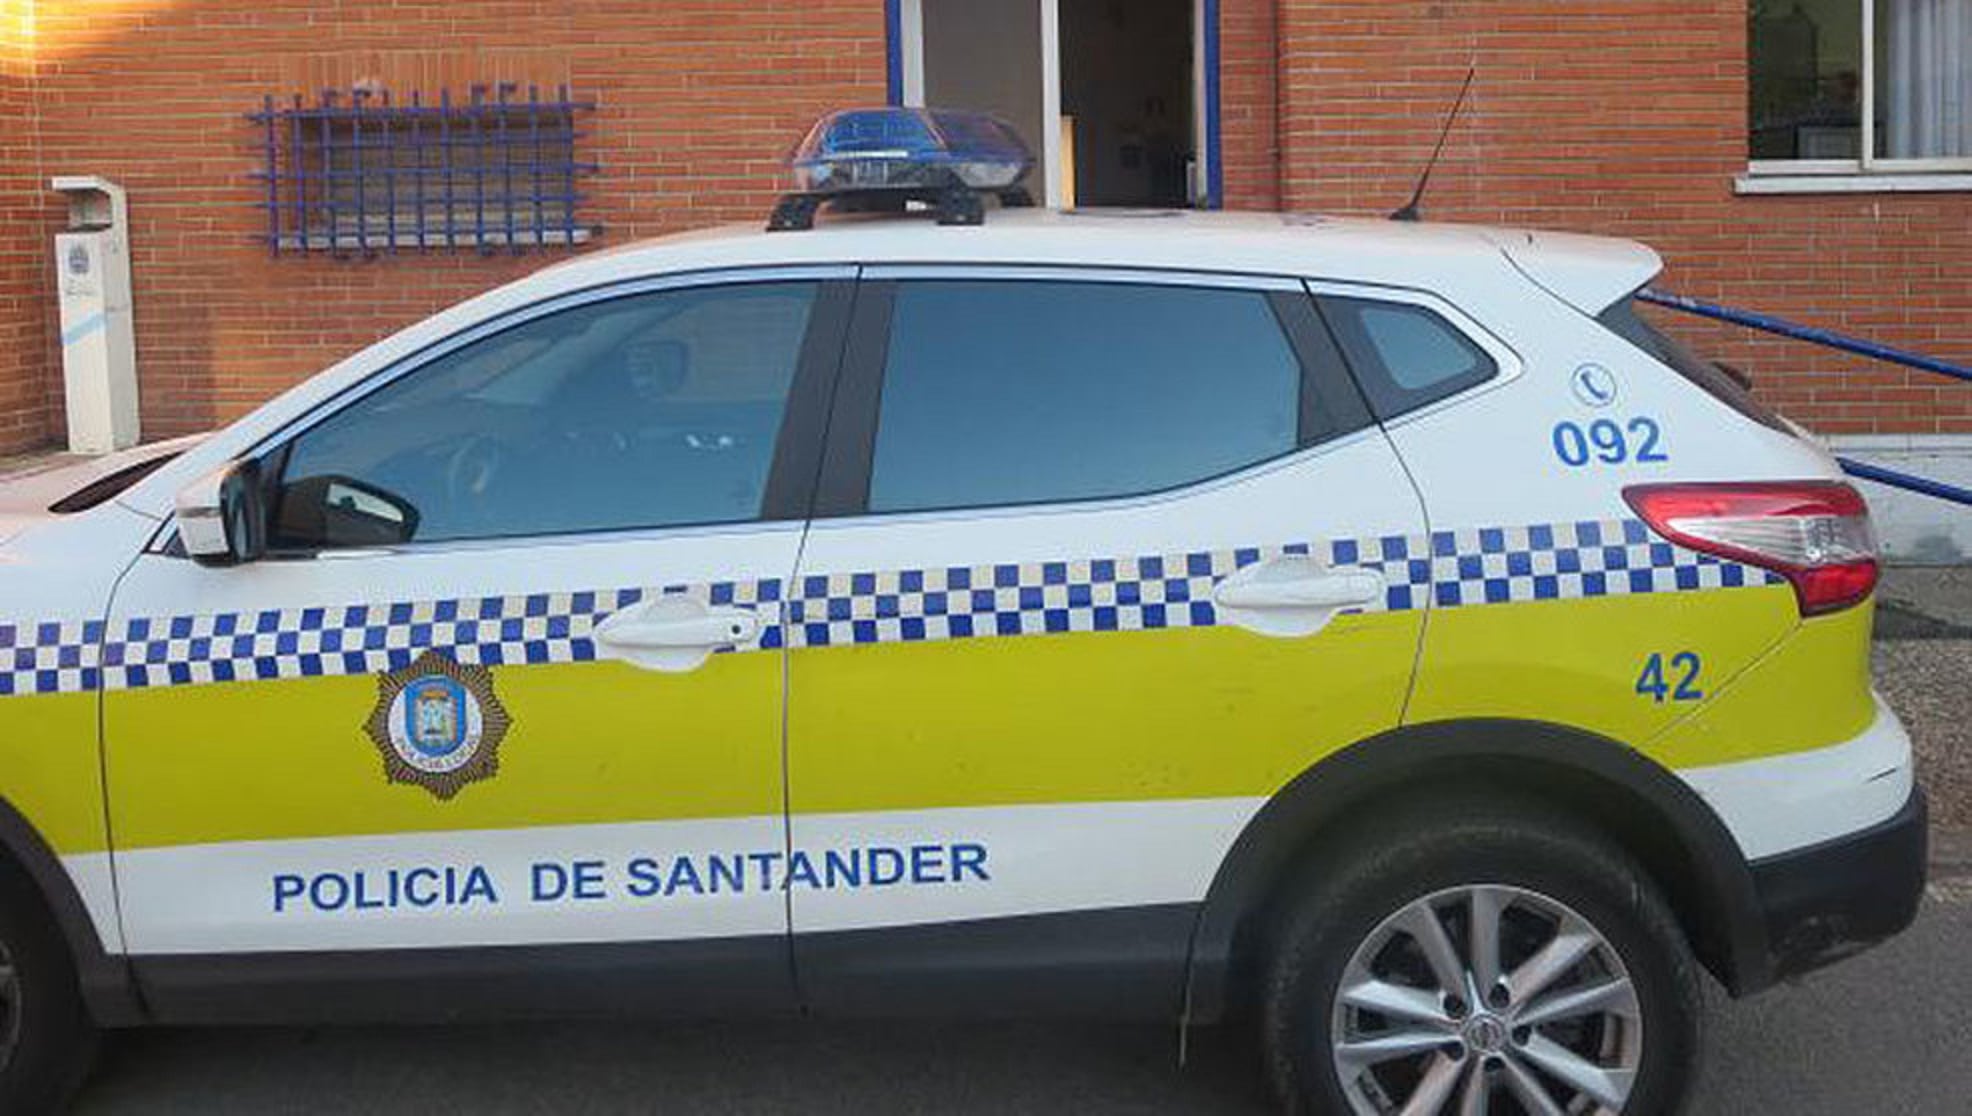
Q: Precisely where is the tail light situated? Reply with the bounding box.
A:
[1623,481,1878,617]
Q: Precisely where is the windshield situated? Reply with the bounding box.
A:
[1596,295,1791,433]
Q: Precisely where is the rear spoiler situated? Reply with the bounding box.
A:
[1477,227,1663,315]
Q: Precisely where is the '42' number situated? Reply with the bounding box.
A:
[1636,651,1703,703]
[1553,417,1668,467]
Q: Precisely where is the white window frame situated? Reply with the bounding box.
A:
[1740,0,1972,194]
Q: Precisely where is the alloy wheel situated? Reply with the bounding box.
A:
[1329,884,1643,1115]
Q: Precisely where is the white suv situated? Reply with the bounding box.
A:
[0,209,1926,1114]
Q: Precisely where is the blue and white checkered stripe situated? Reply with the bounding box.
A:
[784,546,1288,648]
[0,620,105,697]
[0,518,1777,697]
[86,580,784,695]
[1415,518,1777,608]
[778,519,1776,649]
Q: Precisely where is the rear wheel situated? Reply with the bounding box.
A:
[1262,792,1701,1115]
[0,870,97,1113]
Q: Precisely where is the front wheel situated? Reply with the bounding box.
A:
[1262,792,1702,1115]
[0,868,97,1113]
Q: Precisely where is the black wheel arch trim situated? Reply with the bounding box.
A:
[0,796,143,1025]
[1180,718,1775,1024]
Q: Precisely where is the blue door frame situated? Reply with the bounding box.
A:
[884,0,905,107]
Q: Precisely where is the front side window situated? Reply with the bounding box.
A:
[1750,0,1971,168]
[273,281,817,547]
[866,280,1304,513]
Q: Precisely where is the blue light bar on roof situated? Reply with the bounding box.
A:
[768,107,1035,231]
[792,107,1033,192]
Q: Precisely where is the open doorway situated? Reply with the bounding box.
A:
[899,0,1209,209]
[1059,0,1195,207]
[915,0,1056,202]
[915,0,1051,199]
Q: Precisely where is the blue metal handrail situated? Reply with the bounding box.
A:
[1834,458,1972,507]
[1638,288,1972,385]
[1641,288,1972,509]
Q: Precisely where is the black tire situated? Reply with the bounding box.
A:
[1262,789,1702,1115]
[0,866,97,1114]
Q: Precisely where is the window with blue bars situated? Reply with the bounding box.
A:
[251,83,600,255]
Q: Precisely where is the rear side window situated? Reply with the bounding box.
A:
[867,280,1305,513]
[1597,296,1789,432]
[1317,296,1497,420]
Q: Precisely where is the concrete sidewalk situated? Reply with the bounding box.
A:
[1877,565,1972,635]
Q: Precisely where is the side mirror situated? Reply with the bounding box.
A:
[274,474,419,549]
[175,459,266,566]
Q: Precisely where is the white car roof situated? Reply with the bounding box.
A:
[544,209,1658,311]
[117,209,1660,522]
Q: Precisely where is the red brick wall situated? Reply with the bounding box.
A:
[1261,0,1971,435]
[0,0,48,454]
[17,0,885,443]
[1218,0,1278,211]
[0,3,1962,447]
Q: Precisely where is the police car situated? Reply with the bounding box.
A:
[0,109,1928,1114]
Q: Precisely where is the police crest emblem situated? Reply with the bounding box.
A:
[363,649,512,800]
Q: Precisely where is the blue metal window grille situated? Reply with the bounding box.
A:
[251,83,600,256]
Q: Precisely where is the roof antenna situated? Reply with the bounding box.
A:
[1390,66,1475,223]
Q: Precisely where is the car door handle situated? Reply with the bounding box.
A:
[593,595,761,673]
[1211,556,1385,637]
[1213,571,1385,610]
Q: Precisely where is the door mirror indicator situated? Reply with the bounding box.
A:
[175,459,267,567]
